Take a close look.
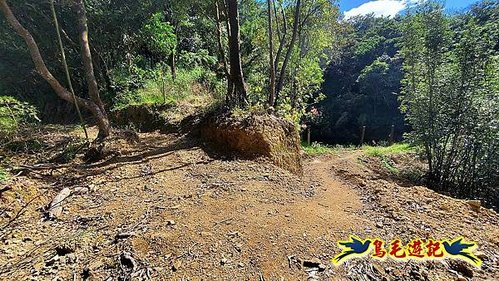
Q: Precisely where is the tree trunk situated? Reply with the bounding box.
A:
[92,46,114,96]
[0,0,110,139]
[273,0,287,75]
[226,0,247,108]
[74,0,110,138]
[267,0,276,107]
[275,0,301,107]
[215,0,229,77]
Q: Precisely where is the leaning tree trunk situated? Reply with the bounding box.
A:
[214,0,229,77]
[275,0,301,107]
[226,0,248,108]
[74,0,110,138]
[267,0,276,107]
[0,0,110,139]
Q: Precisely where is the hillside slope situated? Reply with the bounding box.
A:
[0,129,498,280]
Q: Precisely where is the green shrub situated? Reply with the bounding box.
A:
[0,167,7,183]
[113,67,223,110]
[0,96,39,136]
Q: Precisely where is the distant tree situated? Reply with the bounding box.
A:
[400,2,498,204]
[143,12,177,103]
[318,15,404,144]
[239,0,338,121]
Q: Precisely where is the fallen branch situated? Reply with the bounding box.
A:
[0,186,12,195]
[214,217,233,226]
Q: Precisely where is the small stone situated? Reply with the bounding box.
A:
[376,221,384,228]
[166,220,176,226]
[457,275,466,281]
[56,244,75,256]
[172,260,182,271]
[33,261,44,271]
[48,188,71,219]
[220,258,228,265]
[120,252,136,269]
[23,237,33,243]
[474,251,487,260]
[303,258,322,268]
[45,255,59,267]
[115,231,136,240]
[65,253,77,264]
[74,186,89,193]
[467,200,481,211]
[318,263,326,272]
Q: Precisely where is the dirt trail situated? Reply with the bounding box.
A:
[1,130,498,280]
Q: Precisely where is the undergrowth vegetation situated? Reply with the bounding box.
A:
[0,96,39,138]
[362,143,426,184]
[302,142,425,185]
[0,167,7,183]
[112,67,225,111]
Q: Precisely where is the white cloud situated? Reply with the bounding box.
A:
[343,0,423,20]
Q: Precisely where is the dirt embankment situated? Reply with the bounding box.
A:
[200,112,303,175]
[112,105,176,133]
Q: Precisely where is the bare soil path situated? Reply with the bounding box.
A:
[0,130,498,280]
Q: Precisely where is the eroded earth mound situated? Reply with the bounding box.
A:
[200,112,303,175]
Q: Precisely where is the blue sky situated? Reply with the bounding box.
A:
[339,0,482,19]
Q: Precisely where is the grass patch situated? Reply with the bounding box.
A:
[380,156,399,174]
[362,143,425,181]
[113,67,224,111]
[363,143,414,157]
[0,167,7,183]
[302,142,356,156]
